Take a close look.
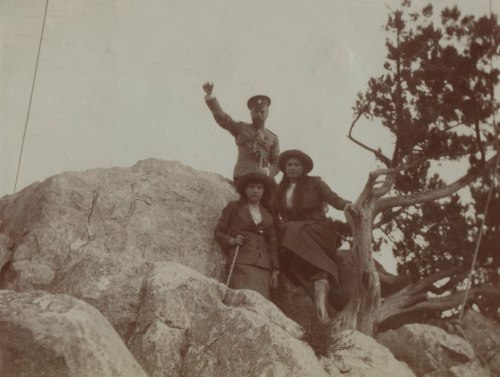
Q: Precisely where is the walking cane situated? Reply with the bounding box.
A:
[226,244,241,287]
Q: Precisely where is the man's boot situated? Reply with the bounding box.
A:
[314,278,330,323]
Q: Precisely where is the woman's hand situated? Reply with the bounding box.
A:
[270,269,280,289]
[343,203,358,235]
[228,235,245,246]
[344,202,357,215]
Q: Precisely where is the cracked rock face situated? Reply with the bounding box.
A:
[376,324,491,377]
[321,331,416,377]
[0,159,235,336]
[0,290,148,377]
[0,232,13,271]
[129,262,331,377]
[0,159,445,377]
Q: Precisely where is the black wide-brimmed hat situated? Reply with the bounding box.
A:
[235,172,275,195]
[247,95,271,109]
[278,150,314,174]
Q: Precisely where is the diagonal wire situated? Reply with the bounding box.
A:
[13,0,49,194]
[458,0,499,320]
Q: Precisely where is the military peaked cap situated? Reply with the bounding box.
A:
[247,95,271,109]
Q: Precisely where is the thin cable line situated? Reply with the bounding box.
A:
[13,0,49,194]
[458,1,499,320]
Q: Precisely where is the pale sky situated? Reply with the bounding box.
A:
[1,0,495,270]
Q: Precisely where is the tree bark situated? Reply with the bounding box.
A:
[333,200,380,336]
[377,266,500,331]
[331,153,498,335]
[374,259,411,296]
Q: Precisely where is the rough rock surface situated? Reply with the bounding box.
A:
[421,361,492,377]
[128,261,416,377]
[377,324,490,377]
[322,330,416,377]
[0,290,147,377]
[0,159,235,336]
[129,262,332,377]
[0,232,12,271]
[462,309,500,376]
[0,160,491,377]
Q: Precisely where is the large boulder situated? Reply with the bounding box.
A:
[0,290,147,377]
[0,258,418,377]
[462,309,500,376]
[377,324,490,377]
[129,262,331,377]
[321,331,416,377]
[0,159,235,336]
[126,261,416,377]
[0,159,451,376]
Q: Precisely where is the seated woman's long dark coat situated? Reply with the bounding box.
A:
[214,200,279,298]
[275,176,349,285]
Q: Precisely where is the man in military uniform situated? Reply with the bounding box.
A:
[202,82,280,181]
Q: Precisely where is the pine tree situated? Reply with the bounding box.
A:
[337,1,499,334]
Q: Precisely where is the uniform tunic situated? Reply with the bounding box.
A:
[205,97,280,179]
[214,200,279,299]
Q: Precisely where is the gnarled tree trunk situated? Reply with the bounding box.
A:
[331,154,498,336]
[335,241,380,334]
[332,173,383,336]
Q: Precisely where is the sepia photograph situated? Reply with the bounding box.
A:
[1,0,498,376]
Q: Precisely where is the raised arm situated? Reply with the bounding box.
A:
[203,82,241,137]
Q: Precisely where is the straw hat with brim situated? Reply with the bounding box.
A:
[235,172,275,195]
[278,150,314,174]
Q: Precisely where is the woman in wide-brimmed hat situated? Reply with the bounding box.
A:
[273,150,355,322]
[214,172,279,299]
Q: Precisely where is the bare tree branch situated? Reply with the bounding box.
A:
[369,153,430,182]
[369,156,428,198]
[411,266,465,294]
[373,175,396,198]
[401,285,500,314]
[376,153,498,212]
[373,207,414,228]
[379,285,500,329]
[375,259,411,296]
[348,110,392,167]
[380,266,465,317]
[428,270,469,295]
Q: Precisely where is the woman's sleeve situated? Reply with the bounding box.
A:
[268,191,282,222]
[214,202,235,248]
[267,221,280,270]
[316,177,350,211]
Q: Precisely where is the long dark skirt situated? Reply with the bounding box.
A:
[279,219,349,311]
[279,219,340,284]
[227,263,271,299]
